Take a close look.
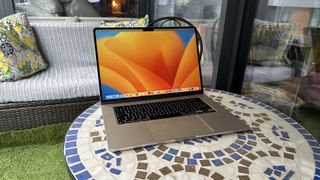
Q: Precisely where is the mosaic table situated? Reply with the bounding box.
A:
[64,89,320,180]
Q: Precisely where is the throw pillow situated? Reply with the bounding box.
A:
[100,15,149,27]
[64,0,100,17]
[0,13,47,81]
[15,2,60,17]
[28,0,63,15]
[249,19,296,63]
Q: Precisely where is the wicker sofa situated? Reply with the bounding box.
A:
[0,21,102,131]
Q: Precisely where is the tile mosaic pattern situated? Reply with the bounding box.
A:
[64,89,320,180]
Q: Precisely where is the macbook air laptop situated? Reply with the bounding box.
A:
[93,27,250,151]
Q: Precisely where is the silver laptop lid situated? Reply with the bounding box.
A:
[94,27,204,104]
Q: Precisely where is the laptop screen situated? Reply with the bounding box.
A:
[94,27,202,102]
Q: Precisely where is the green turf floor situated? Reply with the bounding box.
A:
[293,106,320,142]
[0,123,72,180]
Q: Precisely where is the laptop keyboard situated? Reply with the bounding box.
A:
[114,97,216,125]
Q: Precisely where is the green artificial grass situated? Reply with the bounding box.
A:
[0,123,72,180]
[293,107,320,142]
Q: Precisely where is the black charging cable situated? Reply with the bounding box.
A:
[147,16,203,60]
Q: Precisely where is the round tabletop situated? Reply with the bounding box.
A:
[64,89,320,180]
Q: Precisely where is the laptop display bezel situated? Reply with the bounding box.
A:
[93,26,204,104]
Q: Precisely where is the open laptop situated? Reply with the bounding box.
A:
[93,27,250,151]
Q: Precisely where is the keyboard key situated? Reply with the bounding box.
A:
[114,98,215,125]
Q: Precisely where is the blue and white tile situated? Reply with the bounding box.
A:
[65,90,319,179]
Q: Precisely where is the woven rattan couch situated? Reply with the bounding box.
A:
[0,21,103,131]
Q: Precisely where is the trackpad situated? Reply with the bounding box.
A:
[145,116,212,141]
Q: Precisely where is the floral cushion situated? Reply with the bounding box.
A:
[249,19,296,63]
[0,13,47,81]
[100,15,149,27]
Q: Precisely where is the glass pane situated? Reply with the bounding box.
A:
[242,0,320,141]
[154,0,223,88]
[13,0,138,17]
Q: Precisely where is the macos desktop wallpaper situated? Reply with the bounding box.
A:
[95,29,201,100]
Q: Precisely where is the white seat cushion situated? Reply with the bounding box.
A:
[0,21,101,102]
[0,64,99,102]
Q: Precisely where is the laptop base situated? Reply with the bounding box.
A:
[102,94,250,151]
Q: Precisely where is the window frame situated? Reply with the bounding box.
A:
[212,0,258,92]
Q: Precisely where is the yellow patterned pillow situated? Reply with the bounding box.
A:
[0,13,47,81]
[249,19,296,62]
[100,15,149,27]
